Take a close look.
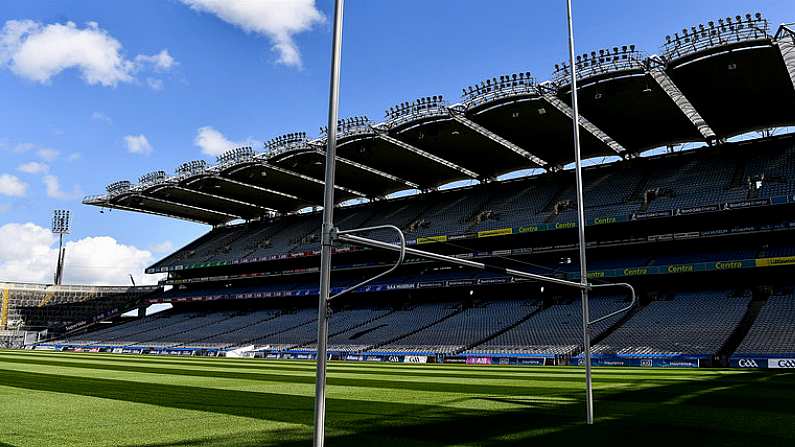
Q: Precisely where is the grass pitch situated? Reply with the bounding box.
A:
[0,350,793,446]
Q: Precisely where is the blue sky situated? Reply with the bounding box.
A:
[0,0,792,285]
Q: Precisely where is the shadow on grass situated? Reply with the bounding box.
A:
[0,355,595,396]
[1,366,793,447]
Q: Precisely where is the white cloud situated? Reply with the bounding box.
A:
[67,152,81,162]
[180,0,325,68]
[0,20,176,86]
[146,77,164,91]
[0,203,10,213]
[0,222,161,285]
[194,126,251,157]
[124,134,153,155]
[91,111,112,125]
[150,240,174,254]
[43,175,81,200]
[135,49,175,71]
[17,161,49,174]
[12,142,35,153]
[36,147,59,161]
[0,174,27,197]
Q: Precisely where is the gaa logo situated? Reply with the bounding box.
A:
[737,359,759,368]
[776,359,795,368]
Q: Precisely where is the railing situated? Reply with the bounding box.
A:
[663,13,770,62]
[82,194,107,203]
[462,72,536,109]
[384,96,449,128]
[321,116,374,141]
[553,46,645,85]
[176,160,209,178]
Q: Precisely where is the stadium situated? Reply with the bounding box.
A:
[2,5,795,447]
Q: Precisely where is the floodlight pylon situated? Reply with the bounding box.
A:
[51,210,71,285]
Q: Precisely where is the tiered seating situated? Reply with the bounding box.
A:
[192,308,316,348]
[178,309,280,348]
[742,142,795,199]
[322,303,459,352]
[127,312,233,347]
[374,300,537,354]
[2,282,151,331]
[260,308,393,351]
[60,311,196,346]
[148,136,795,272]
[594,291,750,356]
[466,298,627,356]
[735,294,795,355]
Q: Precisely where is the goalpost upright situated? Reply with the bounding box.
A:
[312,1,633,445]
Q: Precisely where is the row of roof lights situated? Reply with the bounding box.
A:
[177,160,209,176]
[463,72,534,98]
[552,45,640,81]
[385,96,445,120]
[665,13,766,46]
[217,146,255,165]
[106,180,132,194]
[139,170,168,185]
[266,133,308,152]
[321,116,372,136]
[101,11,775,197]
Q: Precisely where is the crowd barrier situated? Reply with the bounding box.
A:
[731,356,795,369]
[39,343,795,369]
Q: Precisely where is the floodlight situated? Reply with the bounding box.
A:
[51,210,71,235]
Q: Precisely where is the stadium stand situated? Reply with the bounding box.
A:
[372,299,535,355]
[593,291,751,356]
[466,297,626,356]
[15,14,795,368]
[131,135,795,272]
[735,292,795,355]
[0,282,154,333]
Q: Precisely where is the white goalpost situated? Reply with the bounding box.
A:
[312,1,636,445]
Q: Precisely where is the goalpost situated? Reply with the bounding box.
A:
[312,1,636,445]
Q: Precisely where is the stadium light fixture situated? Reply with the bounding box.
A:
[51,210,71,285]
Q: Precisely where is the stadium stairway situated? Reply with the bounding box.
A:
[627,165,651,203]
[290,308,398,351]
[453,301,546,355]
[366,303,467,352]
[136,311,242,347]
[729,153,748,189]
[96,310,192,344]
[175,310,283,348]
[717,290,770,366]
[589,293,648,347]
[236,313,318,349]
[541,179,569,215]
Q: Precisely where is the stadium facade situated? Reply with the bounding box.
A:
[17,14,795,369]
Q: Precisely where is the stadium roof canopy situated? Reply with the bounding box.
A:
[85,13,795,225]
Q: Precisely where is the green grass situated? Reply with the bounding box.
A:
[0,350,793,446]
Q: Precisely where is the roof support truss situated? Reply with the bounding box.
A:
[124,194,238,221]
[162,185,276,215]
[541,93,628,155]
[447,107,549,167]
[776,27,795,92]
[333,151,420,190]
[227,161,367,200]
[101,200,215,225]
[375,132,480,179]
[647,62,717,141]
[188,175,302,203]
